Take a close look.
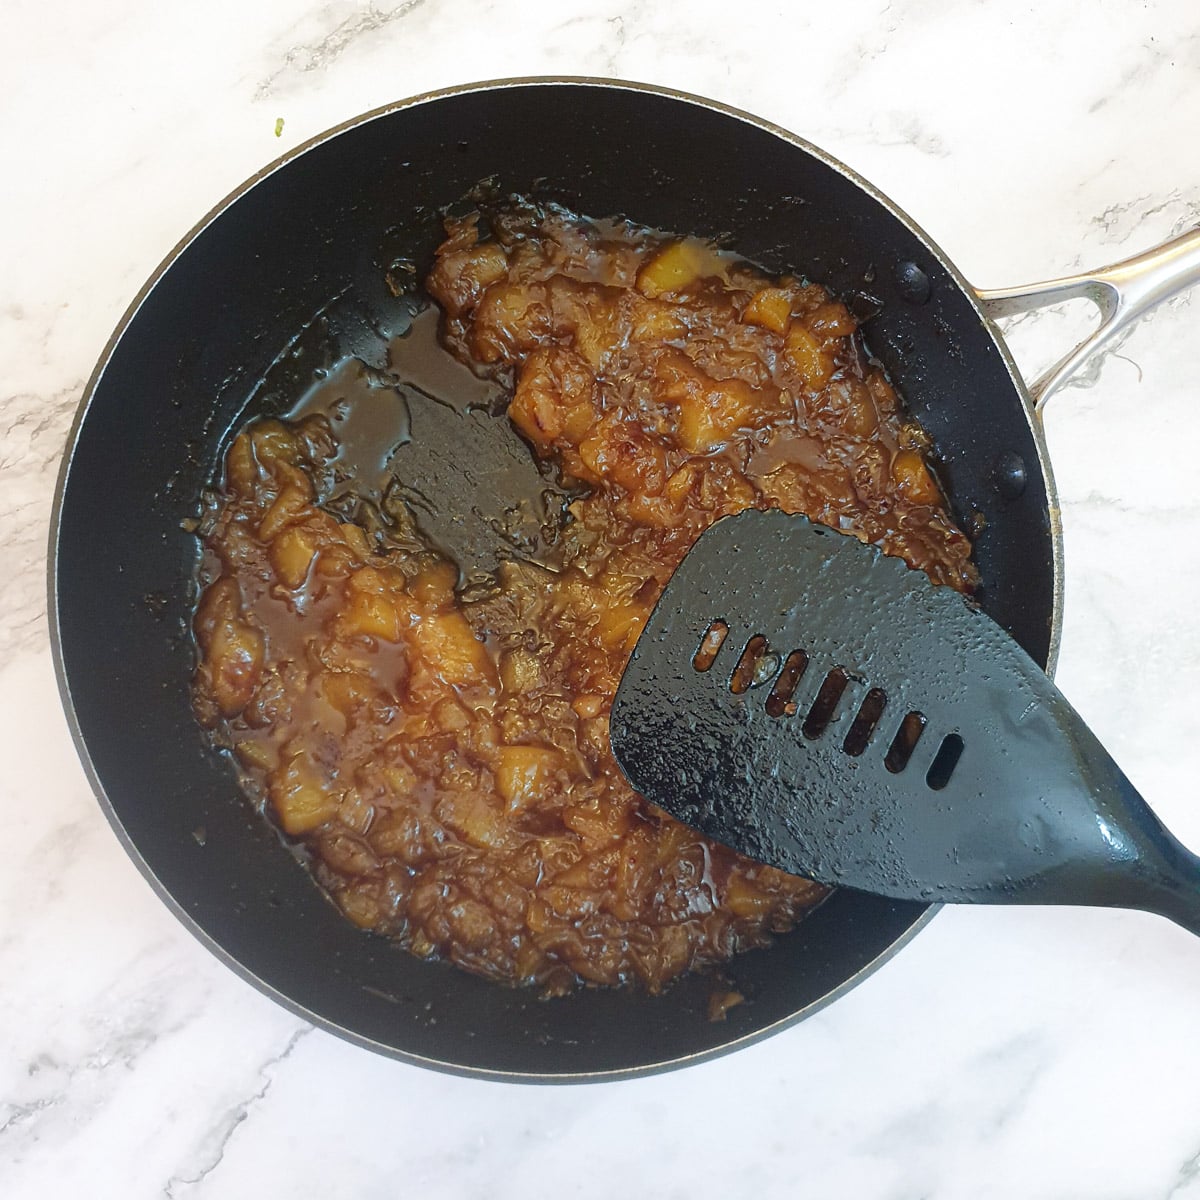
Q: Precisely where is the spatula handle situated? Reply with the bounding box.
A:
[1101,773,1200,937]
[1018,746,1200,937]
[1138,869,1200,938]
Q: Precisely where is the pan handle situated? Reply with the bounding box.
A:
[974,227,1200,410]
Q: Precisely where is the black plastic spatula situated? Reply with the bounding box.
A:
[609,508,1200,934]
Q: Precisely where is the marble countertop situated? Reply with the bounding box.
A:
[6,1,1200,1195]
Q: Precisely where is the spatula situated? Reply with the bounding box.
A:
[609,508,1200,934]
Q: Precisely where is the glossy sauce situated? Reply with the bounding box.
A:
[192,199,976,996]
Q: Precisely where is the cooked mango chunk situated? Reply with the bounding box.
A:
[224,432,258,496]
[269,526,318,588]
[438,789,504,848]
[784,323,834,390]
[343,591,407,642]
[562,799,630,847]
[676,377,758,454]
[654,351,759,453]
[577,417,667,493]
[631,299,688,342]
[636,240,711,297]
[318,671,381,720]
[499,647,543,696]
[722,873,775,919]
[194,578,264,717]
[233,739,275,771]
[891,448,941,505]
[595,599,649,653]
[270,751,340,834]
[510,348,598,449]
[409,560,458,607]
[807,300,856,338]
[495,746,559,810]
[742,287,792,334]
[257,482,313,541]
[410,611,496,688]
[459,241,509,292]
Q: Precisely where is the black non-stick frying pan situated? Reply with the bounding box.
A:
[49,79,1200,1081]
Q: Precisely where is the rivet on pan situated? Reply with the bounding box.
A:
[993,450,1027,499]
[895,261,932,304]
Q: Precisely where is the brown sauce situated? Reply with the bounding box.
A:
[192,199,977,996]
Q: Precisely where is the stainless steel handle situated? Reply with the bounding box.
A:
[975,227,1200,410]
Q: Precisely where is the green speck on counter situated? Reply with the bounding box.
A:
[274,117,285,138]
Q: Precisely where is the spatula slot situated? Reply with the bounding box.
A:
[884,711,927,773]
[843,688,888,757]
[766,650,809,717]
[730,635,769,694]
[802,668,850,739]
[925,733,964,790]
[692,620,729,671]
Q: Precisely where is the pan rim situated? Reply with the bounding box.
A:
[47,75,1063,1082]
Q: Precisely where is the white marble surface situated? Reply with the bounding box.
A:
[5,0,1200,1195]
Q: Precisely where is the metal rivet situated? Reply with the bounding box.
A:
[994,450,1027,499]
[895,261,932,304]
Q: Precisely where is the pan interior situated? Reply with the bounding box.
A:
[52,81,1054,1079]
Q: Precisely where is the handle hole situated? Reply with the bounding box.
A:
[766,650,809,717]
[884,711,927,773]
[730,635,768,695]
[802,668,850,740]
[692,621,728,671]
[843,688,888,757]
[926,733,965,790]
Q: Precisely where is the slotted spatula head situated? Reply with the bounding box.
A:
[610,509,1200,927]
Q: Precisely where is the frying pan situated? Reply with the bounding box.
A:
[49,78,1200,1081]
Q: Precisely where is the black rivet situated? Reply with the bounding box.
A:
[895,261,932,304]
[994,450,1027,499]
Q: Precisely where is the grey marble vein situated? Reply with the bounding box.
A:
[2,955,184,1165]
[0,383,81,661]
[255,0,430,99]
[1168,1147,1200,1200]
[162,1028,313,1198]
[1090,189,1200,245]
